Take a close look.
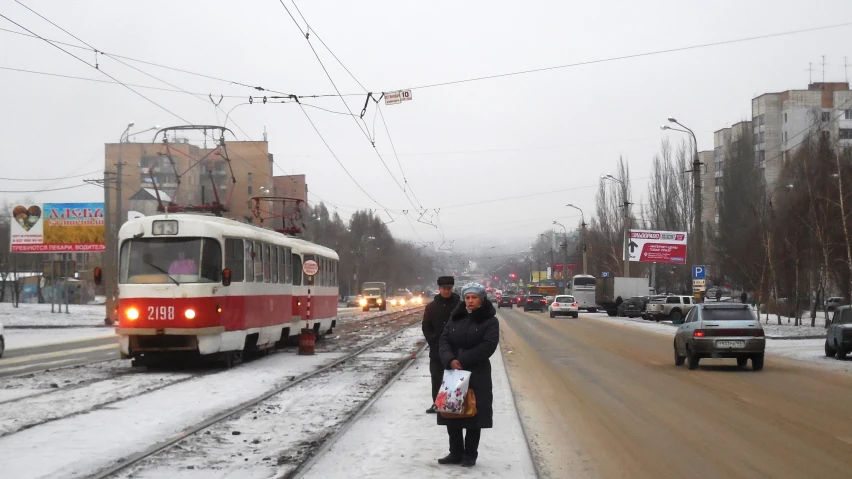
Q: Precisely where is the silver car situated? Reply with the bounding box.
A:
[549,295,579,318]
[673,303,765,371]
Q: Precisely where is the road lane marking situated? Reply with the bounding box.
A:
[0,344,118,366]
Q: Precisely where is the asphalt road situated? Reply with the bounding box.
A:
[0,336,119,378]
[497,306,852,479]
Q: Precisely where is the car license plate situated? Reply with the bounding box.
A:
[716,340,745,348]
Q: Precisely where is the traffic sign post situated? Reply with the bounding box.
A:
[303,260,318,321]
[692,265,706,280]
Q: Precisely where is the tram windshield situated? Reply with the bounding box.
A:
[120,237,222,284]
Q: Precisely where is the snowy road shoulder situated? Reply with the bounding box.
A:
[302,346,537,478]
[0,303,107,328]
[3,327,116,350]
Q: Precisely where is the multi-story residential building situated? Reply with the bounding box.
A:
[752,82,852,191]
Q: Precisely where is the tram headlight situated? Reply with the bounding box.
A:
[185,308,196,320]
[126,307,139,321]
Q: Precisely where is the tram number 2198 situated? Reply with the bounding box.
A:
[148,306,175,320]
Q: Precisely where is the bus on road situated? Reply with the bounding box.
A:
[566,275,597,312]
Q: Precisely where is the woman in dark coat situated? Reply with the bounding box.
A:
[437,282,499,467]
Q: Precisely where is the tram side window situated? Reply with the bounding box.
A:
[244,240,254,283]
[271,246,279,283]
[263,243,271,283]
[332,259,338,287]
[277,247,286,284]
[225,239,245,282]
[283,247,292,284]
[254,241,264,283]
[319,257,326,286]
[292,254,302,286]
[200,239,223,282]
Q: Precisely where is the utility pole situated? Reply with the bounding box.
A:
[623,198,631,278]
[566,204,588,275]
[664,118,703,271]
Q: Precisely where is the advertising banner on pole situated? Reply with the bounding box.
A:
[11,203,105,253]
[627,229,688,264]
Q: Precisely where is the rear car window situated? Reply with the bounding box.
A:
[555,296,573,302]
[528,295,543,300]
[703,308,756,321]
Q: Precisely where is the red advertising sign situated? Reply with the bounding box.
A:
[628,229,688,264]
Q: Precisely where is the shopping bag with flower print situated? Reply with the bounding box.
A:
[434,369,472,414]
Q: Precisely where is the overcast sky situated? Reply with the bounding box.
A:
[2,0,851,254]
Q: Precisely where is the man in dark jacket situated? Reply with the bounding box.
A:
[422,276,461,414]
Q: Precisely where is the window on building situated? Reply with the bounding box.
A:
[822,111,831,122]
[759,114,764,126]
[758,150,766,167]
[248,172,253,182]
[753,133,758,145]
[784,112,788,123]
[840,129,852,140]
[821,130,831,140]
[846,109,852,120]
[248,185,253,195]
[758,131,764,144]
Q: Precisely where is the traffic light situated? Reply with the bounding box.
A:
[494,276,498,280]
[510,273,516,279]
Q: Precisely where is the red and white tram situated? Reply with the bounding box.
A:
[113,214,339,365]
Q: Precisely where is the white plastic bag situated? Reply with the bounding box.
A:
[434,369,471,414]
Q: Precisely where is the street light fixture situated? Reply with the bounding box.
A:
[663,116,703,272]
[565,204,588,275]
[601,174,631,277]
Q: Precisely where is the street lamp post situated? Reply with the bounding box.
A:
[353,236,376,296]
[602,175,631,277]
[663,118,703,270]
[553,221,570,294]
[566,204,588,275]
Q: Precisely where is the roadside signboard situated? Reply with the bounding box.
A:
[628,229,688,264]
[303,259,319,276]
[11,203,105,253]
[384,89,412,105]
[692,265,706,279]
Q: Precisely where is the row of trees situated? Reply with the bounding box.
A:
[299,204,438,296]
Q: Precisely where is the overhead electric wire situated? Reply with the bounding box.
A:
[0,169,101,181]
[0,183,91,193]
[398,21,852,92]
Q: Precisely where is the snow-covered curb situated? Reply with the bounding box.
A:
[585,313,826,339]
[4,328,117,350]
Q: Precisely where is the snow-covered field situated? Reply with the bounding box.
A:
[0,323,425,479]
[303,346,537,478]
[116,327,426,478]
[3,327,116,350]
[0,302,107,328]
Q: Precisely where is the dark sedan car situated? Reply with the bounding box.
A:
[523,294,548,312]
[497,295,513,308]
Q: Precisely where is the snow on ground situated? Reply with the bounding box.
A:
[0,359,130,402]
[765,339,852,374]
[0,302,107,328]
[303,347,537,478]
[0,351,347,479]
[115,327,426,478]
[584,312,827,339]
[4,327,116,350]
[0,370,193,437]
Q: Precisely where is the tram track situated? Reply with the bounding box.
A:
[92,308,426,479]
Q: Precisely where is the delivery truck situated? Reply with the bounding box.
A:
[595,277,652,316]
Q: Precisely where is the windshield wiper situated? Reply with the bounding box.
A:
[144,260,180,285]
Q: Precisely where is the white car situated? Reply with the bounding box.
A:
[0,321,5,358]
[549,295,579,318]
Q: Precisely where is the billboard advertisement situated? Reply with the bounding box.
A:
[11,203,105,253]
[628,229,688,264]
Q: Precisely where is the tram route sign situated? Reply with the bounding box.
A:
[303,259,319,276]
[384,89,412,105]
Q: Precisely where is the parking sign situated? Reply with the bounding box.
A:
[692,265,706,279]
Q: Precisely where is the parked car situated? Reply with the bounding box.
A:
[523,294,547,312]
[639,295,666,320]
[826,297,844,313]
[0,320,4,358]
[673,303,765,370]
[825,306,852,359]
[620,296,649,318]
[497,295,513,308]
[646,295,696,323]
[549,295,579,318]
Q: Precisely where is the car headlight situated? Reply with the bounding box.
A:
[359,299,367,306]
[400,299,406,305]
[377,298,383,304]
